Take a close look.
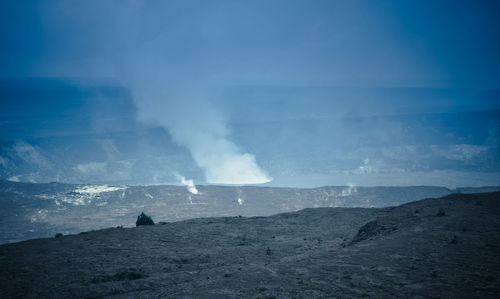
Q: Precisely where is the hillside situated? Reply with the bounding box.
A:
[1,192,499,298]
[3,179,497,244]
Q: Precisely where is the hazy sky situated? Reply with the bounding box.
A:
[2,0,500,87]
[0,0,499,187]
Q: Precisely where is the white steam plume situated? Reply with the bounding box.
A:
[35,1,273,186]
[133,87,272,185]
[175,173,198,195]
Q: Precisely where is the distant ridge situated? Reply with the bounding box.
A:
[1,179,500,244]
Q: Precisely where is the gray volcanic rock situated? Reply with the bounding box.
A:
[135,212,154,226]
[0,192,499,298]
[3,179,497,244]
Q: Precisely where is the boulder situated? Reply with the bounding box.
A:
[136,212,154,226]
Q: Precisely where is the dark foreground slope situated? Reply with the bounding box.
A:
[6,178,500,244]
[0,179,459,244]
[1,192,499,298]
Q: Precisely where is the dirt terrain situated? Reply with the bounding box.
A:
[4,178,499,244]
[1,192,499,298]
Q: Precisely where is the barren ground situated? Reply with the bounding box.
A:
[1,192,500,298]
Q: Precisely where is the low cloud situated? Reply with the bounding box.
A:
[75,162,107,175]
[13,141,51,169]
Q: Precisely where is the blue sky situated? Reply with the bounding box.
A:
[0,0,499,187]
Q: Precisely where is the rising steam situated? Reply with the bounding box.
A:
[175,173,199,195]
[35,1,273,185]
[132,87,272,185]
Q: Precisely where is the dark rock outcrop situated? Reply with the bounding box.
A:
[136,212,154,226]
[349,219,397,245]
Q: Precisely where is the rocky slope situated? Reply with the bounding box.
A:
[1,191,499,298]
[3,179,499,244]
